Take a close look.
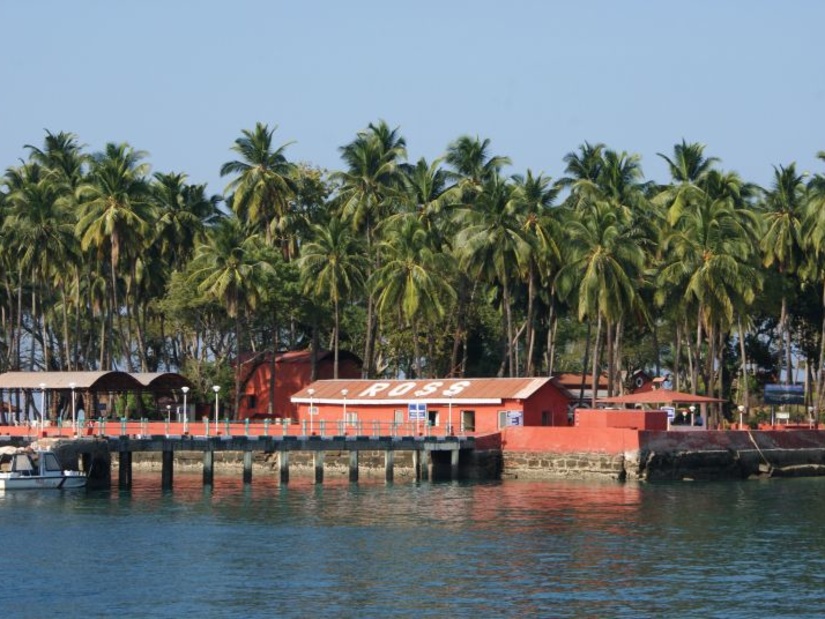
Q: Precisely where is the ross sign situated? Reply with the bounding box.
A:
[308,406,318,416]
[764,384,805,405]
[408,402,427,421]
[506,411,523,426]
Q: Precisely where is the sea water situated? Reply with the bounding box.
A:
[0,474,823,618]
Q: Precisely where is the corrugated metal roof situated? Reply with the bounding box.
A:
[553,373,609,388]
[292,377,553,405]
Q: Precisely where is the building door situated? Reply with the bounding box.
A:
[461,410,475,432]
[428,410,439,427]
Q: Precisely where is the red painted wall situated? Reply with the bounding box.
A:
[575,408,668,431]
[499,426,642,454]
[238,356,361,421]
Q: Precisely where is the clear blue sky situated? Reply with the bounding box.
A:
[2,1,824,197]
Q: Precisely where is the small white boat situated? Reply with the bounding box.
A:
[0,447,86,490]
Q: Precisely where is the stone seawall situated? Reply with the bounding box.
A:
[498,430,825,481]
[503,450,629,480]
[635,430,825,481]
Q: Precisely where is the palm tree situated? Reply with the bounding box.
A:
[3,163,78,371]
[220,122,297,254]
[445,135,511,199]
[372,216,456,378]
[297,217,368,378]
[761,163,807,385]
[455,174,530,377]
[333,120,407,377]
[510,170,561,375]
[802,152,825,409]
[75,142,152,371]
[151,172,221,271]
[556,198,647,398]
[656,170,761,407]
[190,216,273,417]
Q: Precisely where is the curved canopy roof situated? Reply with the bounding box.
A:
[0,371,191,392]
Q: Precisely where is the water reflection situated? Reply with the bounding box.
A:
[4,474,825,617]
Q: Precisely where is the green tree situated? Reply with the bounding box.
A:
[221,122,297,254]
[297,217,368,378]
[761,163,807,385]
[334,120,407,377]
[75,142,152,371]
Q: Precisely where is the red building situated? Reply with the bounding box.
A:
[291,377,572,435]
[236,350,362,421]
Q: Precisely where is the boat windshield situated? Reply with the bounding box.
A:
[11,454,35,473]
[43,453,63,472]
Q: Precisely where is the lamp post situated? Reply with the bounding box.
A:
[738,404,745,430]
[166,404,172,424]
[69,382,77,431]
[181,386,189,426]
[446,392,454,436]
[689,405,696,427]
[341,388,348,433]
[212,385,221,434]
[307,388,315,435]
[39,383,46,431]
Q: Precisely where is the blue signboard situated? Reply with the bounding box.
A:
[764,384,805,405]
[408,402,427,421]
[506,411,523,426]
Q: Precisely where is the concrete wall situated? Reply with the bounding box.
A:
[489,427,825,481]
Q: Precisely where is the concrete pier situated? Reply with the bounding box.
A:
[385,450,394,482]
[349,450,359,482]
[243,451,253,484]
[161,449,173,490]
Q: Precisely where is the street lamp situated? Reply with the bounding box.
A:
[341,388,348,432]
[39,383,46,430]
[738,404,745,429]
[689,405,696,427]
[69,382,77,431]
[446,392,454,436]
[212,385,221,434]
[166,404,172,425]
[307,388,315,435]
[181,386,189,426]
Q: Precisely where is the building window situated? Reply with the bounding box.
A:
[393,410,405,425]
[247,395,257,410]
[542,411,550,426]
[461,410,475,432]
[346,411,358,426]
[428,410,439,427]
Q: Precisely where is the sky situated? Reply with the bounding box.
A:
[2,1,824,198]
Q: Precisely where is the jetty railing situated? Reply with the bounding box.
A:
[0,418,476,440]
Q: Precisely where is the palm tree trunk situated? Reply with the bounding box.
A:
[614,319,624,395]
[333,299,340,380]
[817,284,825,413]
[525,265,536,376]
[591,314,603,404]
[606,320,615,396]
[738,317,750,411]
[782,296,793,385]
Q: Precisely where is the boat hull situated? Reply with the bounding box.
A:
[0,473,86,490]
